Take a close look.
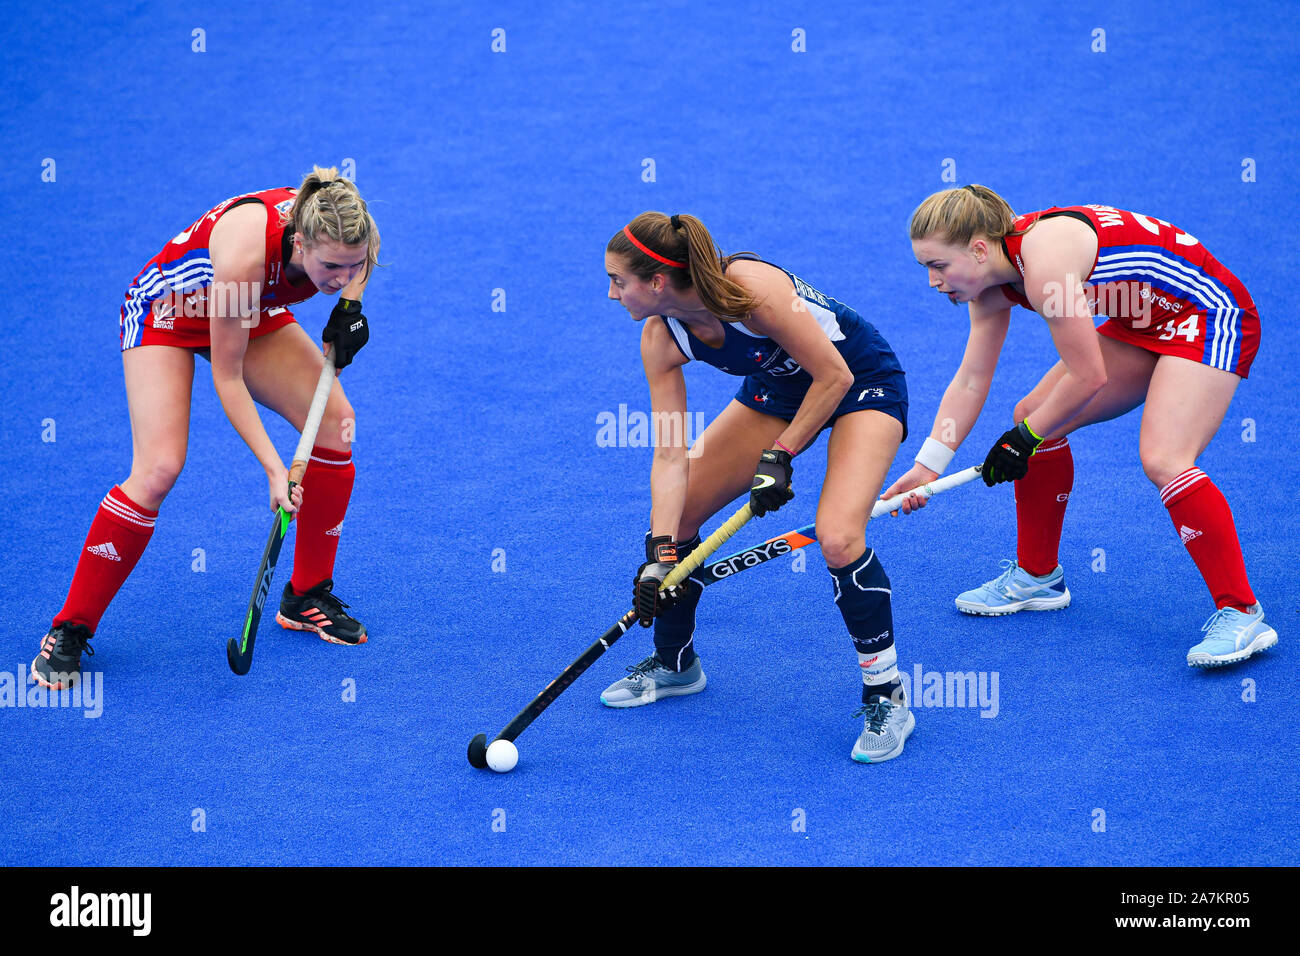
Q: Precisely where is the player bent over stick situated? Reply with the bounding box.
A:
[603,213,915,761]
[882,185,1275,668]
[33,166,380,689]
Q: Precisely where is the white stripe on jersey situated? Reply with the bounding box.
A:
[665,293,845,356]
[159,256,214,292]
[123,267,171,342]
[663,316,694,360]
[122,256,216,348]
[135,257,214,301]
[122,270,170,348]
[123,267,165,347]
[1224,309,1241,371]
[1208,308,1243,371]
[1092,250,1234,312]
[802,299,847,343]
[1091,250,1243,371]
[1208,310,1223,369]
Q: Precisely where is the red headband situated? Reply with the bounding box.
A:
[623,226,686,269]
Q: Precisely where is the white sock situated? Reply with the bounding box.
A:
[858,643,899,690]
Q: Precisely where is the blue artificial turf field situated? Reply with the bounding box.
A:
[1,0,1297,866]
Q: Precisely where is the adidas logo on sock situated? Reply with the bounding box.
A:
[1179,525,1202,544]
[326,522,344,537]
[87,542,122,561]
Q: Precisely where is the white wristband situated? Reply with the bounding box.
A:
[915,437,955,475]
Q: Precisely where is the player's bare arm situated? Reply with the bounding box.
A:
[641,317,691,540]
[1019,218,1108,439]
[880,285,1011,512]
[207,203,299,512]
[730,259,853,455]
[940,284,1014,446]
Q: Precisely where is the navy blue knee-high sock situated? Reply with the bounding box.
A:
[828,548,903,704]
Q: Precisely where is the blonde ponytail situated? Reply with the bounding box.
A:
[908,184,1024,247]
[283,166,380,277]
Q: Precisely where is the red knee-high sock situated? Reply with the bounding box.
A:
[1014,437,1074,577]
[290,445,355,594]
[53,486,158,632]
[1160,468,1255,611]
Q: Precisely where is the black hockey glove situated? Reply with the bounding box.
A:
[323,298,368,370]
[982,421,1044,486]
[750,449,794,516]
[634,535,686,627]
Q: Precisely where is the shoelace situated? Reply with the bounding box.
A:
[989,558,1020,592]
[55,625,94,659]
[1201,607,1242,635]
[852,699,893,735]
[625,656,666,681]
[309,581,353,618]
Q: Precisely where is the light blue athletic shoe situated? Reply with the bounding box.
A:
[955,560,1071,616]
[600,654,706,708]
[851,696,915,763]
[1187,603,1278,668]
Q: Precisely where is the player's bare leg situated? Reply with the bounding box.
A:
[957,337,1157,615]
[242,321,354,452]
[675,400,790,539]
[1140,355,1275,666]
[602,400,786,706]
[242,322,365,645]
[121,344,197,509]
[35,345,195,688]
[816,410,914,761]
[1138,354,1238,485]
[1014,334,1160,441]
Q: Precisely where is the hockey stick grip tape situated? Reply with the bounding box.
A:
[287,350,339,485]
[660,503,755,590]
[871,464,983,519]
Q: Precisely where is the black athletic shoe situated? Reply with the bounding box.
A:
[32,623,95,689]
[275,579,367,645]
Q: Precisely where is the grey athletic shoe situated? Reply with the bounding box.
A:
[600,654,706,708]
[851,696,915,763]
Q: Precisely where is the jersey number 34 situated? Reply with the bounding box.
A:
[1156,314,1200,343]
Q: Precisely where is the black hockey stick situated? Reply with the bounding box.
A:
[227,351,336,675]
[467,501,755,767]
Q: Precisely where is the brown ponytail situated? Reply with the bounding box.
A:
[607,212,759,320]
[908,184,1026,247]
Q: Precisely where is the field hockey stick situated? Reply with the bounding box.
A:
[692,464,984,586]
[226,350,336,676]
[467,501,755,768]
